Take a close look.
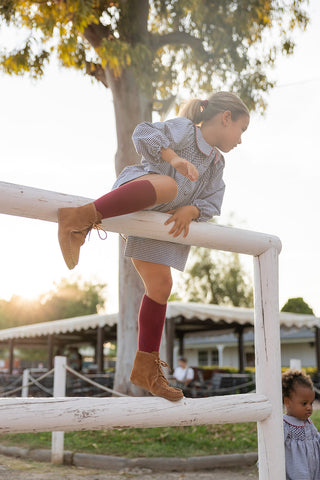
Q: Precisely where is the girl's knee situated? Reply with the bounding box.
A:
[166,175,178,190]
[152,175,177,204]
[148,272,173,303]
[132,259,173,304]
[165,176,178,201]
[161,274,173,299]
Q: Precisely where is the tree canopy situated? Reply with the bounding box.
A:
[281,297,315,315]
[0,278,107,329]
[0,0,309,112]
[175,247,254,307]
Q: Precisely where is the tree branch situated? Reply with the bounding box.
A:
[151,31,206,55]
[85,61,108,88]
[83,22,114,49]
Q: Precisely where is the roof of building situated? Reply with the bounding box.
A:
[0,302,318,343]
[0,313,118,342]
[167,302,320,330]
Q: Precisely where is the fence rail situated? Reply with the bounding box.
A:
[0,394,272,433]
[0,181,281,256]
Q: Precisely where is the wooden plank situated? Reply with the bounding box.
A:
[0,181,281,257]
[51,356,67,464]
[254,249,285,480]
[0,393,271,434]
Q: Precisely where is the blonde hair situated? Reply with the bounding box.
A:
[179,91,249,124]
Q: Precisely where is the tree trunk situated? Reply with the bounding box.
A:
[107,68,152,175]
[105,67,152,394]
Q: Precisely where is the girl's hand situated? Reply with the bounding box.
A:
[170,156,199,182]
[164,205,200,238]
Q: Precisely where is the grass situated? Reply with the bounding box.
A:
[1,410,319,458]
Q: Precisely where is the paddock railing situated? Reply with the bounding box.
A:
[0,181,285,480]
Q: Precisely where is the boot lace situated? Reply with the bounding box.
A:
[88,223,108,241]
[92,222,108,240]
[155,357,171,384]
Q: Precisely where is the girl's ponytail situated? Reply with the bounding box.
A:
[178,98,204,124]
[179,92,249,124]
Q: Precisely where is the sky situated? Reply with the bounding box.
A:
[0,1,319,316]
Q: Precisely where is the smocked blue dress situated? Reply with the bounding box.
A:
[283,414,320,480]
[112,116,226,271]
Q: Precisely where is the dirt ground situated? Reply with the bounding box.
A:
[0,455,259,480]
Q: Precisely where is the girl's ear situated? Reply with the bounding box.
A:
[221,110,232,126]
[283,396,290,409]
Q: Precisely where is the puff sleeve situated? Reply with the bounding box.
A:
[132,117,194,164]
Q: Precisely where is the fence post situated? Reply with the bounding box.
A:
[21,369,29,398]
[51,356,67,464]
[254,248,285,480]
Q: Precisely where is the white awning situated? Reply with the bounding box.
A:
[0,302,318,342]
[166,302,320,329]
[0,313,118,341]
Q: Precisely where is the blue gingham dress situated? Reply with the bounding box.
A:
[283,414,320,480]
[113,116,226,271]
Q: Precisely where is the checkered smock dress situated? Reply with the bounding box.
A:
[283,414,320,480]
[113,116,226,271]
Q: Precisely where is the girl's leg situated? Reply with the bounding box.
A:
[58,174,177,269]
[94,174,178,218]
[129,259,183,401]
[132,259,173,352]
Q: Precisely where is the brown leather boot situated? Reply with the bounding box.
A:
[130,351,183,401]
[58,203,104,270]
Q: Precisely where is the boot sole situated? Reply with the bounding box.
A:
[130,379,183,402]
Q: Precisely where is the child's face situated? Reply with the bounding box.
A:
[202,111,249,153]
[284,385,315,421]
[216,112,250,153]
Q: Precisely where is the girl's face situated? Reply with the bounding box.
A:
[284,385,315,421]
[201,111,249,153]
[217,112,250,153]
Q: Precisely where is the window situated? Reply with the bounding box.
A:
[198,350,208,366]
[211,349,219,365]
[246,352,255,367]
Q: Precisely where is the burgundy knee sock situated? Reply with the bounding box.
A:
[93,180,157,219]
[138,295,167,353]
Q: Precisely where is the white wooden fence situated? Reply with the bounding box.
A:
[0,181,285,479]
[52,355,66,464]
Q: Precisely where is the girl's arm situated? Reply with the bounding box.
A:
[161,147,199,182]
[133,118,199,181]
[132,117,195,164]
[164,158,225,236]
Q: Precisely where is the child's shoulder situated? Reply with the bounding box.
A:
[283,415,306,427]
[136,116,194,131]
[283,415,319,433]
[160,116,194,128]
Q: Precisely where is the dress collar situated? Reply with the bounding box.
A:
[283,414,311,426]
[194,125,215,156]
[194,125,223,163]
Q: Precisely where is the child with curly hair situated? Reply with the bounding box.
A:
[282,369,320,480]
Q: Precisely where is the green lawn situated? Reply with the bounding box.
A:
[1,411,319,458]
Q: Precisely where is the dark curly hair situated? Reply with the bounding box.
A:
[282,369,314,401]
